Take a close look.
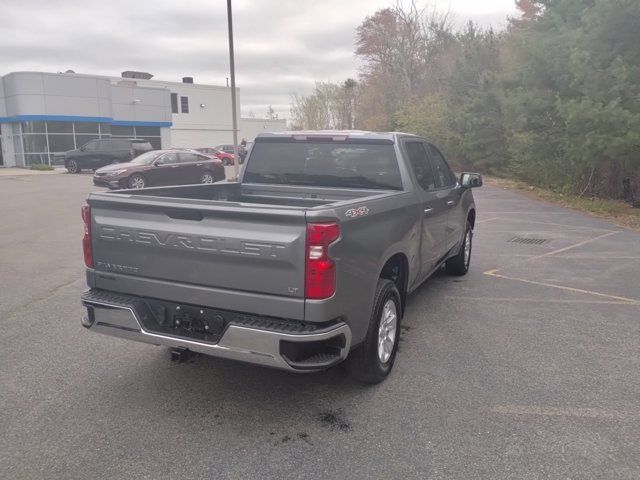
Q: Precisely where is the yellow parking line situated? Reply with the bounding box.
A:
[485,231,619,273]
[444,296,637,305]
[482,217,615,231]
[484,270,640,305]
[491,404,640,421]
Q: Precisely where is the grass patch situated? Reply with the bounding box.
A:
[29,164,55,171]
[485,176,640,230]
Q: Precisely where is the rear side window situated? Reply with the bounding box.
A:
[178,152,201,163]
[244,141,403,190]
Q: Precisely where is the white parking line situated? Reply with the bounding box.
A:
[491,404,640,421]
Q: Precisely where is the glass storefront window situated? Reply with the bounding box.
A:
[134,126,161,136]
[48,134,76,152]
[24,153,50,165]
[99,123,111,136]
[142,137,162,149]
[46,121,74,134]
[110,125,134,136]
[75,135,100,148]
[21,121,46,134]
[22,134,48,153]
[74,122,99,134]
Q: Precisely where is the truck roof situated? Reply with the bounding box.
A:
[255,130,422,142]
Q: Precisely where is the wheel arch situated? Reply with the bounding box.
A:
[378,252,409,316]
[128,172,147,188]
[467,208,476,229]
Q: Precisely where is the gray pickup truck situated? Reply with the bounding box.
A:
[81,131,481,383]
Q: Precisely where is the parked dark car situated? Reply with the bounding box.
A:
[64,138,153,173]
[214,144,248,164]
[93,150,225,189]
[195,147,235,166]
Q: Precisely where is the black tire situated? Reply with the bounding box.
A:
[446,221,472,276]
[200,170,214,184]
[346,279,401,384]
[66,159,80,174]
[128,174,147,189]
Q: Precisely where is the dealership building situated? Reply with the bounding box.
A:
[0,71,286,167]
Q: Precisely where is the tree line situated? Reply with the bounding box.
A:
[290,0,640,202]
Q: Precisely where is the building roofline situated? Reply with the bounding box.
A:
[1,71,231,91]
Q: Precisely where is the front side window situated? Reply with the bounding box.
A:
[158,152,179,164]
[404,141,436,191]
[180,96,189,113]
[427,144,455,188]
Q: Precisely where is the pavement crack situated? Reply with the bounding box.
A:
[1,275,83,317]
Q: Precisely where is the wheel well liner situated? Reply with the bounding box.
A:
[379,253,409,315]
[468,209,476,229]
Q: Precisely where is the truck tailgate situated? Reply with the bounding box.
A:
[89,197,307,302]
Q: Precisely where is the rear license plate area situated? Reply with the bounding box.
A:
[137,300,229,343]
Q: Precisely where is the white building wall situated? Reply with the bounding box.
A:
[160,127,172,149]
[239,118,288,142]
[124,77,241,148]
[0,123,16,167]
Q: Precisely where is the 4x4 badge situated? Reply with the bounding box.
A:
[345,206,370,218]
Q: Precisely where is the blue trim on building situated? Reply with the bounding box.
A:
[0,114,171,127]
[110,120,172,127]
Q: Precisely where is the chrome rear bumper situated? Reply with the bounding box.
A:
[81,290,351,372]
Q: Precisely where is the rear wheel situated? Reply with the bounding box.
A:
[200,171,214,184]
[346,279,401,384]
[446,221,472,275]
[66,159,80,174]
[128,174,147,189]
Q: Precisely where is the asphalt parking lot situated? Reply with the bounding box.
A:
[1,172,639,479]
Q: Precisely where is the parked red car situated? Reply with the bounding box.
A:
[93,150,225,189]
[195,147,236,166]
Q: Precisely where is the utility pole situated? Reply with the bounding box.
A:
[226,0,239,180]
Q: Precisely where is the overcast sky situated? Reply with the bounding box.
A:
[1,0,517,118]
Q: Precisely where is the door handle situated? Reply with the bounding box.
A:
[170,165,179,168]
[196,163,203,166]
[446,200,455,206]
[423,207,434,215]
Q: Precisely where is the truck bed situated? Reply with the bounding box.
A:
[107,181,393,209]
[86,181,404,321]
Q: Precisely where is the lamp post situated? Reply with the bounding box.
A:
[226,0,239,180]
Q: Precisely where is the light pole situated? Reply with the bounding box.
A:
[226,0,239,180]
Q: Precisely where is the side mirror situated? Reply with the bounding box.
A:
[79,146,85,151]
[152,160,161,167]
[460,172,483,188]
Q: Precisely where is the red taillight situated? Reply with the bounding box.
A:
[81,204,93,268]
[305,222,340,299]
